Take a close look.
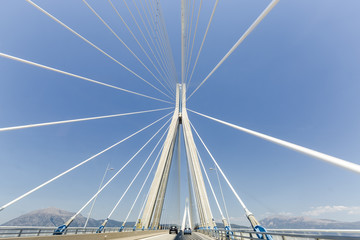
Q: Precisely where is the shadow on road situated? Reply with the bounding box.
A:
[172,231,206,240]
[174,233,182,240]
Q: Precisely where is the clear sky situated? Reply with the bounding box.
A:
[1,0,360,227]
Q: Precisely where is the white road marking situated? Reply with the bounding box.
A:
[140,233,169,240]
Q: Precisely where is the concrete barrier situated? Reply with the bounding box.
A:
[0,230,167,240]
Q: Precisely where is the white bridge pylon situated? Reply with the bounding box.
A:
[140,84,215,230]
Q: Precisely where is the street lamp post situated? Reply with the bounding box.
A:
[84,163,114,228]
[209,166,231,229]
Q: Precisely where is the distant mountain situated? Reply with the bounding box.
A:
[5,208,360,230]
[1,207,132,227]
[260,215,360,229]
[215,222,248,229]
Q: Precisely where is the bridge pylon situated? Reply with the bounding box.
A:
[140,84,215,230]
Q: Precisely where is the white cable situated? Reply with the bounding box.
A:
[189,118,249,213]
[215,164,231,228]
[0,107,172,132]
[108,0,175,96]
[187,203,192,228]
[184,0,191,83]
[25,0,171,100]
[136,143,165,223]
[141,0,168,75]
[188,0,280,100]
[185,0,202,82]
[146,0,157,30]
[150,2,175,86]
[187,0,219,89]
[189,108,360,175]
[125,128,168,226]
[123,0,174,91]
[156,0,178,84]
[71,117,172,224]
[0,112,172,212]
[108,125,170,226]
[157,1,178,84]
[187,0,202,74]
[133,0,173,86]
[106,121,170,219]
[181,205,187,230]
[183,123,209,226]
[181,0,187,85]
[143,0,174,86]
[0,52,172,104]
[194,142,225,219]
[83,0,174,98]
[83,162,111,228]
[185,0,195,77]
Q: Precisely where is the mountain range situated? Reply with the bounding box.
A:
[1,208,130,227]
[260,215,360,229]
[2,208,360,229]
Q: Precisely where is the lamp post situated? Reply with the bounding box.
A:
[84,163,114,228]
[209,166,231,229]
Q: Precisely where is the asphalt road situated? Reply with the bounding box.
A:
[138,232,215,240]
[114,231,215,240]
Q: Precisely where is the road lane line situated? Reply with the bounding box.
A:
[140,233,169,239]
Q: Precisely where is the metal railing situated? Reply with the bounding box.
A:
[197,228,360,240]
[2,226,360,239]
[0,226,135,238]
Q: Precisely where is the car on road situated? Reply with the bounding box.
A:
[169,226,178,234]
[184,227,192,235]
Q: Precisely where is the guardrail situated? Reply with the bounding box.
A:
[197,228,360,240]
[3,226,360,239]
[0,226,135,238]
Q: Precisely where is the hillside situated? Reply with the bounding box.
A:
[1,207,125,227]
[260,215,360,229]
[3,208,360,230]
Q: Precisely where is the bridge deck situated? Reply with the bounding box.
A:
[0,230,214,240]
[117,232,214,240]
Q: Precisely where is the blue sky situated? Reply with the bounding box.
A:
[1,0,360,227]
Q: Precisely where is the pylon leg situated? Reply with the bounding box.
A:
[140,84,216,229]
[140,85,180,229]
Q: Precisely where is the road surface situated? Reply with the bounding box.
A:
[114,231,215,240]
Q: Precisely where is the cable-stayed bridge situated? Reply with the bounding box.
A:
[1,0,360,239]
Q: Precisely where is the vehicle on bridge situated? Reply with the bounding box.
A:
[184,227,192,235]
[53,225,67,235]
[169,226,178,234]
